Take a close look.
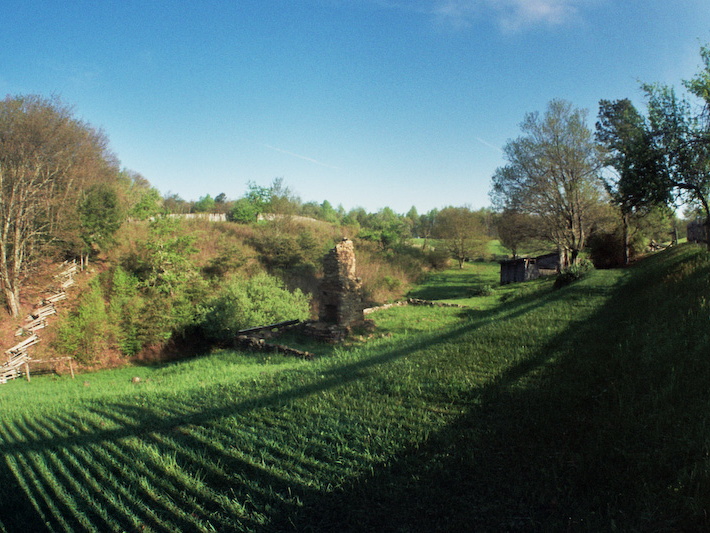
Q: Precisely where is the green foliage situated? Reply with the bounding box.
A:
[79,183,124,253]
[192,194,215,213]
[201,243,246,279]
[472,283,495,297]
[491,99,606,264]
[107,266,143,356]
[228,197,260,223]
[249,223,324,273]
[202,273,311,342]
[134,217,198,294]
[55,278,110,363]
[425,247,451,270]
[553,258,595,288]
[129,186,164,220]
[358,207,410,251]
[434,206,487,268]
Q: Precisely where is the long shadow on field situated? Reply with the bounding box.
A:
[5,248,710,531]
[0,274,581,532]
[407,263,494,300]
[283,248,710,531]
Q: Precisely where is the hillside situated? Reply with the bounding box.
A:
[0,244,709,531]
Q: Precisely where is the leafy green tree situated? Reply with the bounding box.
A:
[434,206,487,268]
[163,192,189,214]
[641,45,710,246]
[228,198,261,223]
[138,217,198,295]
[359,207,408,251]
[78,183,124,261]
[596,98,668,263]
[491,99,606,266]
[192,194,216,213]
[319,200,339,223]
[55,278,110,363]
[495,209,538,259]
[265,177,301,215]
[107,266,143,356]
[405,206,419,236]
[130,186,164,220]
[418,208,438,250]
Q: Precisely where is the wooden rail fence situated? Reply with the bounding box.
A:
[0,261,77,384]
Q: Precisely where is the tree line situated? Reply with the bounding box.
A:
[1,44,709,318]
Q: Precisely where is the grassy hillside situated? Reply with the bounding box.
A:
[1,244,709,531]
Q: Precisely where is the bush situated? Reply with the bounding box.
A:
[202,273,311,342]
[107,266,143,356]
[55,278,110,363]
[472,284,495,297]
[426,248,451,270]
[554,259,595,289]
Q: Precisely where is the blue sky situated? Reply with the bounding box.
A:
[3,1,710,213]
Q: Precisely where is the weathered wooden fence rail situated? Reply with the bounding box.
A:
[1,261,77,384]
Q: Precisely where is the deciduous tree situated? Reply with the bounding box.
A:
[596,98,668,263]
[641,45,710,246]
[435,206,486,268]
[495,209,538,259]
[491,99,605,266]
[0,95,117,315]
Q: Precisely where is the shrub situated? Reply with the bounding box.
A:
[107,266,144,356]
[202,273,311,342]
[55,278,110,363]
[554,259,595,289]
[426,247,451,270]
[472,284,495,297]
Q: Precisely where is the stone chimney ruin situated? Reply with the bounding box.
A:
[319,238,364,328]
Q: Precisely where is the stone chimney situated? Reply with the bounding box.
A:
[319,238,364,328]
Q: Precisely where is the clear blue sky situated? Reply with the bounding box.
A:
[3,1,709,213]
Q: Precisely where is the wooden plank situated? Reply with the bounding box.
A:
[44,292,67,304]
[237,319,301,335]
[6,335,39,355]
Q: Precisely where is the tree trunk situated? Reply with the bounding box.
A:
[3,284,20,317]
[623,211,630,265]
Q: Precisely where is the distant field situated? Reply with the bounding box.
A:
[2,245,710,531]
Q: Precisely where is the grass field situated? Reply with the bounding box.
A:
[2,244,710,531]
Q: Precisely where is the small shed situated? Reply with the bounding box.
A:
[687,220,708,244]
[500,252,560,285]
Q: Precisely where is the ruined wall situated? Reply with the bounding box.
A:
[319,238,364,327]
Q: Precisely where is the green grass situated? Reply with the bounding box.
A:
[2,245,710,531]
[408,259,555,309]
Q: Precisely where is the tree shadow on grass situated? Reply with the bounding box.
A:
[283,248,710,532]
[4,248,709,531]
[407,264,496,301]
[0,279,583,532]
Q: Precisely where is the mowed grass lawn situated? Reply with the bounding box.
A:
[2,245,710,531]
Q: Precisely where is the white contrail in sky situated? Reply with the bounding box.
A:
[476,137,504,153]
[265,144,341,170]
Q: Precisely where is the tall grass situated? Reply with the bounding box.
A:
[1,244,709,531]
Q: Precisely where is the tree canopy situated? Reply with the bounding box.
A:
[0,95,118,315]
[491,99,606,266]
[435,206,486,268]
